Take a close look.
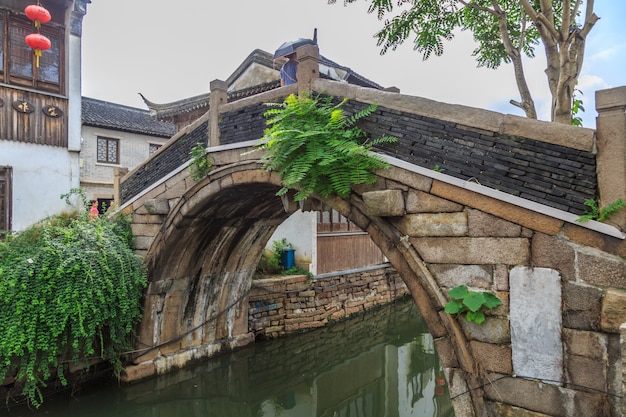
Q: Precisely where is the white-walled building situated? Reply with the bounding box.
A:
[0,0,90,233]
[80,97,174,208]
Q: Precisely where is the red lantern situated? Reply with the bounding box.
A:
[25,4,51,28]
[25,33,51,68]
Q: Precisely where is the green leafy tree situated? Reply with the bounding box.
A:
[0,210,146,407]
[257,93,397,201]
[329,0,599,125]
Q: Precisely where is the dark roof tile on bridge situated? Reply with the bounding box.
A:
[82,97,175,138]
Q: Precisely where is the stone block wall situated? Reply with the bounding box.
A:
[247,265,408,339]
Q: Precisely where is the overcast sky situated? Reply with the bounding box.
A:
[81,1,625,128]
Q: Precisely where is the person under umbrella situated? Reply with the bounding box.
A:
[280,52,298,86]
[275,29,317,86]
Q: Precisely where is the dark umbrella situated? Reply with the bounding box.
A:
[273,29,318,60]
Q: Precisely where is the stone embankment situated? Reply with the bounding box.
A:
[248,265,408,338]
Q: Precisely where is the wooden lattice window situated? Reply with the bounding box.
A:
[0,167,12,234]
[97,137,119,164]
[0,11,64,93]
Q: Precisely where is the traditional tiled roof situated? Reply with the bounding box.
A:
[141,49,385,122]
[82,97,175,138]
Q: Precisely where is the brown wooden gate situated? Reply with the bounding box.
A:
[316,208,385,274]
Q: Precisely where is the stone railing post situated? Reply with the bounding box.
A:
[296,43,319,95]
[113,167,128,206]
[595,86,626,230]
[209,79,228,147]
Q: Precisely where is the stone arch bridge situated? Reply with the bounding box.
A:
[117,71,626,417]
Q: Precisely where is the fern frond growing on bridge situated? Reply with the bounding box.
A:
[258,94,397,201]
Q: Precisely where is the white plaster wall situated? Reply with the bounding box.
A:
[229,62,279,91]
[266,210,317,273]
[0,142,80,231]
[80,125,168,199]
[510,266,563,383]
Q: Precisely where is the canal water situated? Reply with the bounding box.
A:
[4,296,455,417]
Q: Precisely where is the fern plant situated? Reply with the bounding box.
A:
[577,198,625,223]
[189,142,213,181]
[256,94,397,201]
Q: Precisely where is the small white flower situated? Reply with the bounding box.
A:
[27,258,34,264]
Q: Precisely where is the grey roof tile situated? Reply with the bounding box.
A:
[82,97,175,137]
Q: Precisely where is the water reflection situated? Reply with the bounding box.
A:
[5,296,454,417]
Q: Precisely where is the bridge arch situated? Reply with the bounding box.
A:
[131,157,485,409]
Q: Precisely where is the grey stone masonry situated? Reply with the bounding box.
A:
[343,100,597,215]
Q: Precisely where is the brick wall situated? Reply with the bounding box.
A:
[342,101,597,215]
[120,120,208,203]
[248,265,408,339]
[219,102,268,145]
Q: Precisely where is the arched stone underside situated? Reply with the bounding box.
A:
[129,158,624,417]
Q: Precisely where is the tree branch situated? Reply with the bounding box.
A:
[561,0,572,41]
[458,0,497,16]
[579,0,599,38]
[518,0,560,41]
[572,0,582,20]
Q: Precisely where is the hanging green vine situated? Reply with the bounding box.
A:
[256,93,397,201]
[0,204,147,407]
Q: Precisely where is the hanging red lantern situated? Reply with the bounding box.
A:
[25,4,51,28]
[25,33,51,68]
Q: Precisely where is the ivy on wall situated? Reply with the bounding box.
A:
[0,202,146,407]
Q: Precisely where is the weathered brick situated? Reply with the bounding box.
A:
[563,282,603,331]
[430,264,493,289]
[411,237,530,265]
[565,354,607,393]
[362,189,405,216]
[467,209,522,237]
[602,289,626,333]
[395,212,468,237]
[406,189,463,213]
[531,233,576,281]
[578,251,626,289]
[430,181,564,235]
[459,316,510,344]
[470,341,512,374]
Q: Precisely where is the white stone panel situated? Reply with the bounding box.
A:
[510,266,562,382]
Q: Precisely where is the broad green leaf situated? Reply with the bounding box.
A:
[466,311,485,325]
[462,291,486,312]
[483,292,502,309]
[448,285,469,300]
[444,300,464,314]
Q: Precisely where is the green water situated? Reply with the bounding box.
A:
[3,296,454,417]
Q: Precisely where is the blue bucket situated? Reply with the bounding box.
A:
[280,248,295,270]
